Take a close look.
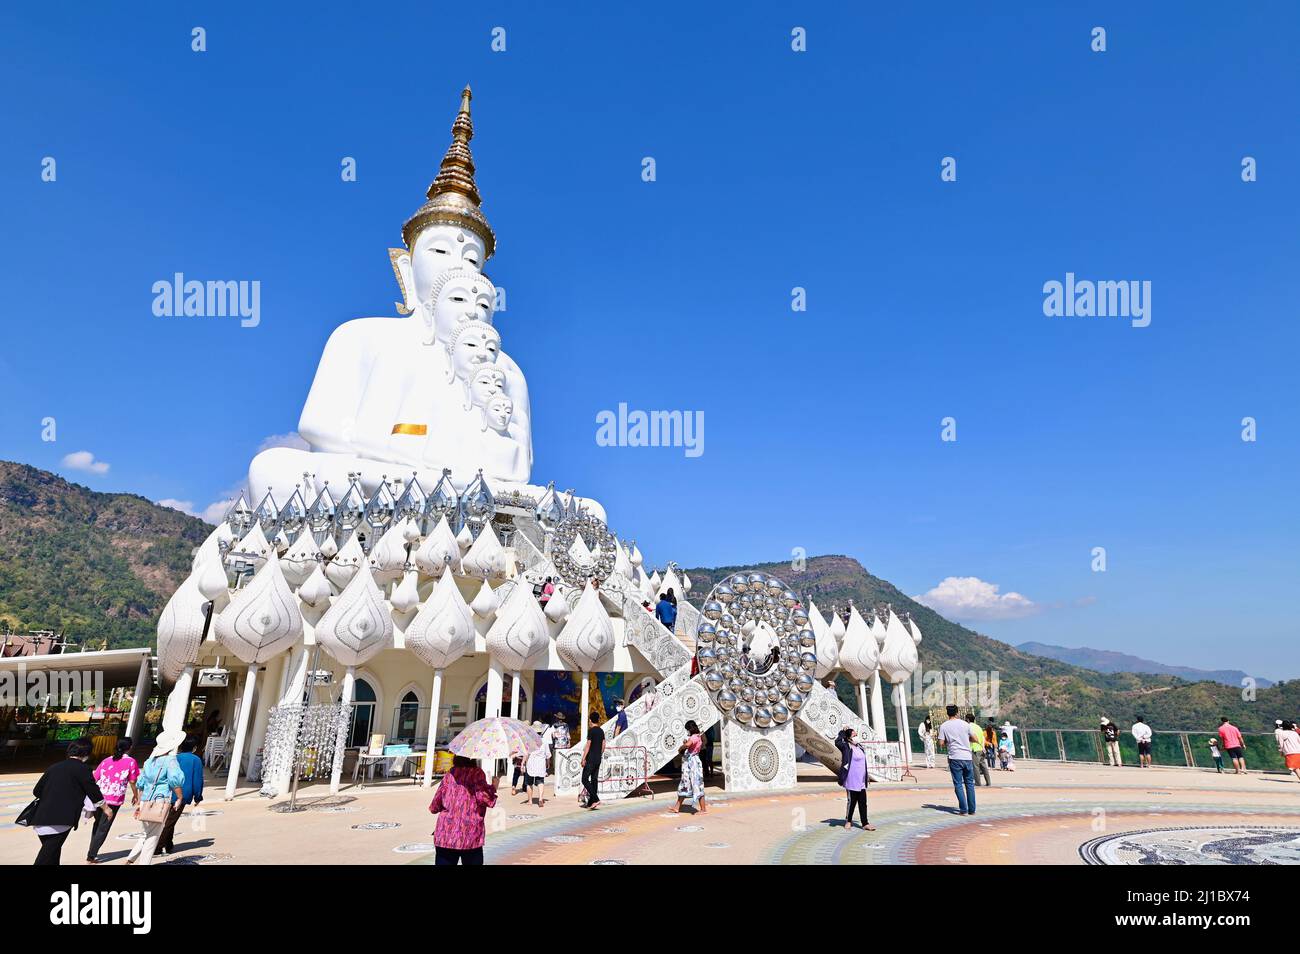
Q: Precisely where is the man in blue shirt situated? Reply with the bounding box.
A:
[654,593,677,631]
[159,735,205,855]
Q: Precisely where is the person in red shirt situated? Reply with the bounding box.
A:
[1217,718,1247,774]
[429,756,500,865]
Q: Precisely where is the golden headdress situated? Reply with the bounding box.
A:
[402,85,496,259]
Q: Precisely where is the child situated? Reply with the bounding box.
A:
[998,732,1014,771]
[1207,738,1223,773]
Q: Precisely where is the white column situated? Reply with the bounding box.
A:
[580,672,591,737]
[329,666,357,795]
[893,682,911,767]
[856,680,868,721]
[264,646,311,797]
[224,664,259,800]
[486,659,504,718]
[247,655,283,780]
[161,664,195,735]
[869,669,887,736]
[279,644,309,706]
[125,655,151,740]
[422,669,444,788]
[509,671,521,719]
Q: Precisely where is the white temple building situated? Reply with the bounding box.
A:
[154,87,916,801]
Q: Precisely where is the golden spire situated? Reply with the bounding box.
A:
[402,84,496,258]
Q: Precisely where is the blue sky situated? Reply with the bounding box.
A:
[2,3,1297,677]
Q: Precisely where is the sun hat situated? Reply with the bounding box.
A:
[151,728,186,756]
[531,720,545,732]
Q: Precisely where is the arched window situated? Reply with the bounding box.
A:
[348,679,377,748]
[473,675,529,722]
[395,690,421,742]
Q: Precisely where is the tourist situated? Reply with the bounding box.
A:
[125,730,186,866]
[87,737,140,863]
[1131,715,1153,768]
[509,752,527,795]
[918,718,936,769]
[1217,717,1247,774]
[1276,720,1287,752]
[967,712,990,786]
[671,720,708,814]
[551,712,570,752]
[1100,717,1122,767]
[524,721,548,807]
[937,705,976,816]
[834,727,875,831]
[998,732,1014,771]
[1277,721,1300,782]
[702,729,715,779]
[612,700,629,739]
[655,592,677,632]
[429,755,499,865]
[26,737,104,866]
[665,587,678,607]
[539,576,554,606]
[984,720,999,773]
[158,736,205,855]
[1207,738,1224,773]
[581,710,604,810]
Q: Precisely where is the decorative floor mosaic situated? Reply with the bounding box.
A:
[403,782,1300,866]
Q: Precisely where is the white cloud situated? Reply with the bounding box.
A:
[61,450,110,475]
[912,576,1040,621]
[200,497,237,524]
[257,431,310,453]
[156,498,198,516]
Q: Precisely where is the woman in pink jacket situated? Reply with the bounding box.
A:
[429,756,499,865]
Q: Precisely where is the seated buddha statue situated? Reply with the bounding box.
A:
[246,87,605,521]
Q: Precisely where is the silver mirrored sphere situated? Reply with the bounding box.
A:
[794,673,815,692]
[702,601,723,621]
[754,707,773,727]
[771,703,791,724]
[734,704,754,724]
[716,690,738,711]
[785,690,805,711]
[715,583,735,604]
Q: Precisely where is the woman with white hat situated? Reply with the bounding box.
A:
[125,729,186,866]
[524,721,548,808]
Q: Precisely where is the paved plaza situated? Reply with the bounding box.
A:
[3,759,1296,866]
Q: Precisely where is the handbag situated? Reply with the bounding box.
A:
[14,798,38,827]
[134,757,176,823]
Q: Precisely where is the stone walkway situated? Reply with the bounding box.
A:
[1,761,1295,865]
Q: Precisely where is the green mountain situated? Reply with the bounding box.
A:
[681,555,1297,733]
[0,460,207,649]
[1016,640,1272,689]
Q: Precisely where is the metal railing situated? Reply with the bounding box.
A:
[884,725,1291,773]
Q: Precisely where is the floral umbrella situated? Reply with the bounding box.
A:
[448,717,542,760]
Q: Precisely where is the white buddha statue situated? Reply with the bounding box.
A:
[247,86,605,520]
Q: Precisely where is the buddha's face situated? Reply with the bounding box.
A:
[410,225,486,303]
[430,274,494,343]
[448,323,500,382]
[485,395,514,433]
[469,367,508,408]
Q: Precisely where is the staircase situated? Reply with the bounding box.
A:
[555,592,898,798]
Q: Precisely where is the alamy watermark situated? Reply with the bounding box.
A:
[0,664,104,708]
[595,403,704,458]
[1043,272,1150,328]
[152,273,261,327]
